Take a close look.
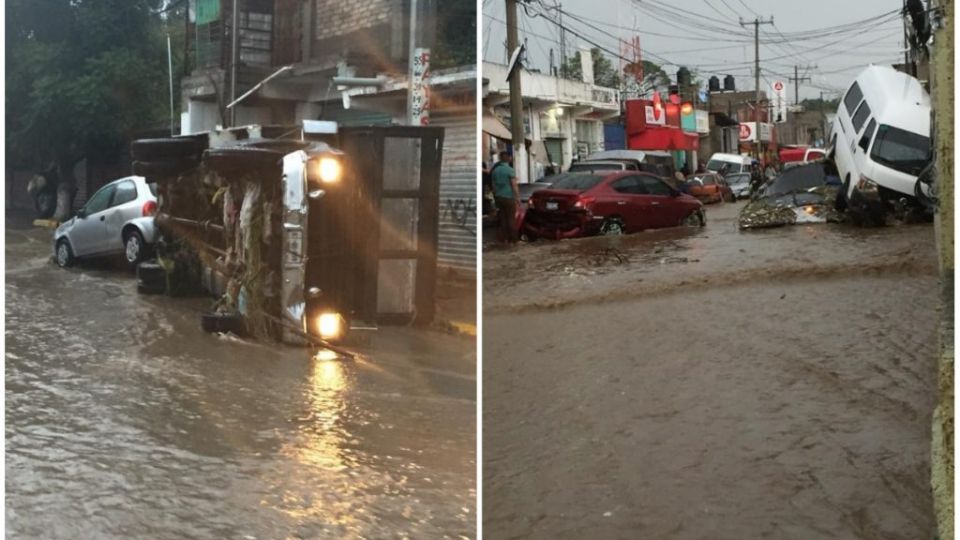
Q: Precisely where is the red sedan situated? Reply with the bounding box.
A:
[522,171,705,239]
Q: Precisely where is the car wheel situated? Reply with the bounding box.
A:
[683,210,705,227]
[600,218,625,236]
[124,229,146,269]
[55,239,74,267]
[35,189,57,219]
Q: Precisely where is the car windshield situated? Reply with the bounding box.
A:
[148,182,157,196]
[727,174,751,185]
[706,159,739,172]
[547,173,604,191]
[870,124,930,176]
[761,162,836,197]
[569,163,622,171]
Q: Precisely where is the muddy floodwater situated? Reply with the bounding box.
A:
[484,202,938,539]
[6,220,475,539]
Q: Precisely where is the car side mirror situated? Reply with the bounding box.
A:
[76,208,87,219]
[670,189,681,197]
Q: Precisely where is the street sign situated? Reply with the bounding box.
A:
[410,48,430,125]
[771,80,787,123]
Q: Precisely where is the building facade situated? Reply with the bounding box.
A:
[482,60,620,181]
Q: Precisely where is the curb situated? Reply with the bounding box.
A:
[33,219,59,229]
[431,319,477,338]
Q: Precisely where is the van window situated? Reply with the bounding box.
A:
[852,101,871,133]
[870,125,931,176]
[860,119,877,150]
[843,82,863,115]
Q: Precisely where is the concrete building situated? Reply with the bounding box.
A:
[180,0,476,271]
[482,58,620,181]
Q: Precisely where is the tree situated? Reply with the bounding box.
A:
[6,0,178,220]
[559,47,621,88]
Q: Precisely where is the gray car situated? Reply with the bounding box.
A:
[726,172,752,199]
[54,175,158,268]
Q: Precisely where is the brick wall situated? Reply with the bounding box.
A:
[315,0,393,41]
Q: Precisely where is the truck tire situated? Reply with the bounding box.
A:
[201,312,245,335]
[132,159,198,181]
[203,147,284,176]
[136,260,166,291]
[34,188,57,219]
[131,138,206,161]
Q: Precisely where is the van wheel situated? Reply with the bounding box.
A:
[835,175,850,212]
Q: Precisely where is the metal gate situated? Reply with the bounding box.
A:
[432,110,476,270]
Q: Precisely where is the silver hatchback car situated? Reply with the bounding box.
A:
[54,176,158,268]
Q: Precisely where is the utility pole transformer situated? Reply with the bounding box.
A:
[506,0,528,182]
[740,16,773,162]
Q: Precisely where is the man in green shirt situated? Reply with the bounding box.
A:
[490,151,520,243]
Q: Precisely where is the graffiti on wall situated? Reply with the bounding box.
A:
[441,197,476,236]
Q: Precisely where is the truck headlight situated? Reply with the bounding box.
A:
[316,312,344,341]
[316,157,342,184]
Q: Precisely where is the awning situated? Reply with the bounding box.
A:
[483,112,513,140]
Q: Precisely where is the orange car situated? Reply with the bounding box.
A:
[684,172,736,203]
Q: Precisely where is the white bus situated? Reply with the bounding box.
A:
[828,65,931,221]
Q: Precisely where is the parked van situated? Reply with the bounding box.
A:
[828,65,931,221]
[584,149,676,178]
[705,152,751,175]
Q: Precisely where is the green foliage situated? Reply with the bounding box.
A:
[6,0,179,170]
[560,47,621,88]
[432,0,475,70]
[800,97,841,111]
[559,48,671,93]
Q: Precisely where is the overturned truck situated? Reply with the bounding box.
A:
[131,123,444,345]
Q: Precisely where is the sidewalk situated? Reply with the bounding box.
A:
[435,266,477,337]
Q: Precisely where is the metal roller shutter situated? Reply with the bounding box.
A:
[431,109,476,271]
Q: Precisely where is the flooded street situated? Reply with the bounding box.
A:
[6,221,476,539]
[483,202,938,539]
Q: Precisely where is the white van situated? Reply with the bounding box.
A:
[828,65,931,219]
[705,152,751,174]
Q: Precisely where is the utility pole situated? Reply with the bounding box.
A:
[558,2,565,77]
[789,65,813,105]
[230,0,239,127]
[740,16,773,162]
[902,0,910,72]
[506,0,528,182]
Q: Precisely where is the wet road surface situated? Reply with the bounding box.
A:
[6,222,476,539]
[484,201,938,539]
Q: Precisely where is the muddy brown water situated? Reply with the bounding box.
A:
[6,224,475,539]
[484,201,938,539]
